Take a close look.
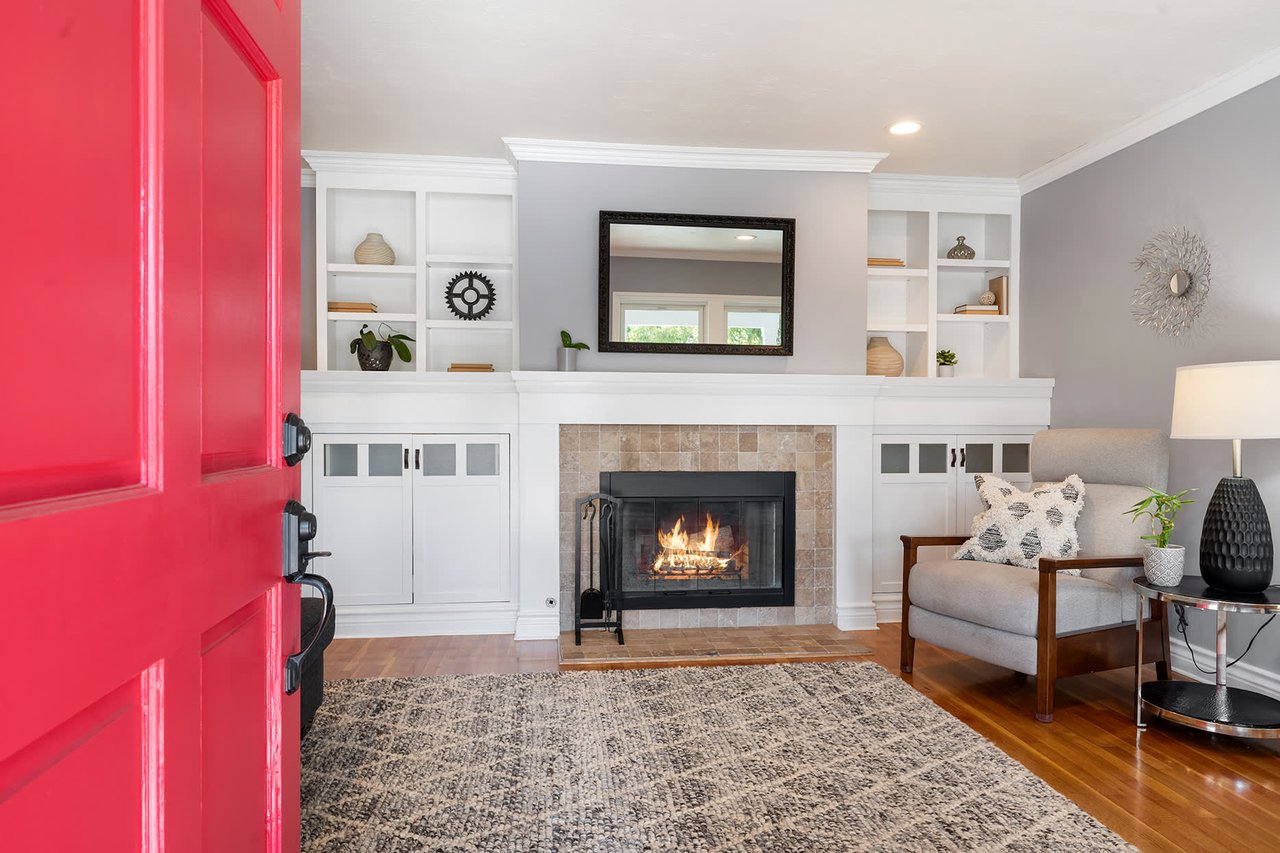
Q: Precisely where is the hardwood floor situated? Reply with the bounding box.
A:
[323,625,1280,852]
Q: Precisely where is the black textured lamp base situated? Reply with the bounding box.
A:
[1200,477,1273,593]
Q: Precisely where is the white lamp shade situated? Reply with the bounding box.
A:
[1170,361,1280,440]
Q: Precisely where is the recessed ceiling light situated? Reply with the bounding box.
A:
[889,120,922,136]
[736,234,756,241]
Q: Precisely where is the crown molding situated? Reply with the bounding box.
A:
[301,150,515,180]
[1018,46,1280,194]
[501,138,888,173]
[301,166,316,188]
[869,173,1020,198]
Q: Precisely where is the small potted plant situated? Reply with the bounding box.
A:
[558,330,590,371]
[936,349,958,378]
[1123,486,1195,585]
[349,323,414,371]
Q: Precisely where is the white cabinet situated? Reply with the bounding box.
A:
[872,433,1034,603]
[309,432,512,609]
[411,435,511,604]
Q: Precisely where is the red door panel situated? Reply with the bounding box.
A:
[0,1,144,505]
[0,1,301,850]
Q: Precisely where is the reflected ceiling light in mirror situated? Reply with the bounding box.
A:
[736,234,756,241]
[888,120,922,135]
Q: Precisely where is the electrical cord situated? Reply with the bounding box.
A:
[1173,602,1276,675]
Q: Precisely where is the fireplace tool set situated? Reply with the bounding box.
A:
[574,493,624,645]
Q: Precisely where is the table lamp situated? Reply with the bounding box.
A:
[1170,361,1280,592]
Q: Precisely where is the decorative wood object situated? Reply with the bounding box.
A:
[354,232,396,265]
[866,336,905,377]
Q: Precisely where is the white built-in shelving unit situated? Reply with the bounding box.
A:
[866,176,1021,379]
[306,151,518,373]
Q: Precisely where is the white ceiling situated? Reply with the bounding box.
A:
[302,1,1280,178]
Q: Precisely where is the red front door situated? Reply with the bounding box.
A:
[0,1,301,850]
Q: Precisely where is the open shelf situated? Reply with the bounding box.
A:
[868,321,928,333]
[425,255,513,267]
[867,267,929,278]
[937,259,1011,272]
[423,319,513,331]
[327,263,416,275]
[938,314,1009,324]
[327,312,417,324]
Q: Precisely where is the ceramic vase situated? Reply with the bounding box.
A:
[557,347,579,372]
[866,336,904,377]
[354,232,396,265]
[356,341,393,371]
[1143,544,1184,586]
[945,236,976,260]
[937,364,956,378]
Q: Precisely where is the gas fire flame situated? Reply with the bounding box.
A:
[649,513,748,579]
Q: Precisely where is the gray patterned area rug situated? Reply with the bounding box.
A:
[302,662,1132,852]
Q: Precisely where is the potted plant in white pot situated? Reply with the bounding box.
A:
[558,330,589,371]
[1123,486,1195,585]
[936,349,957,378]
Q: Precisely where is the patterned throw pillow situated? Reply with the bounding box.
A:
[954,474,1087,570]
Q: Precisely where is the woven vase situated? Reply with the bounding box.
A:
[866,336,904,377]
[354,232,395,265]
[1143,545,1184,586]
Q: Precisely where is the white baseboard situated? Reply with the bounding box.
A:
[1169,640,1280,699]
[514,611,562,641]
[872,593,903,624]
[836,603,879,632]
[334,603,518,639]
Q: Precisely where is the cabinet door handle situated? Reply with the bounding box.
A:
[403,448,409,470]
[950,448,956,468]
[960,447,967,468]
[414,448,420,470]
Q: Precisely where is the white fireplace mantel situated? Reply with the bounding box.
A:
[300,370,1054,641]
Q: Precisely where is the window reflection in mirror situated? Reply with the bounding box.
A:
[599,212,794,355]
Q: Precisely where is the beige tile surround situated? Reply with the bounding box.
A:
[558,425,834,631]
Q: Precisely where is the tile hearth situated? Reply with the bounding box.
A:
[559,424,835,631]
[559,625,870,669]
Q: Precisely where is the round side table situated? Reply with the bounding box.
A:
[1134,577,1280,738]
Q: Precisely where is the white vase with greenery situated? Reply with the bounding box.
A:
[558,330,589,371]
[1123,486,1195,586]
[936,349,957,378]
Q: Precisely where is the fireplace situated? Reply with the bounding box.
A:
[600,471,795,609]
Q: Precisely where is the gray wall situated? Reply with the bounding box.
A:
[611,257,782,298]
[302,186,317,370]
[517,162,867,372]
[1022,76,1280,660]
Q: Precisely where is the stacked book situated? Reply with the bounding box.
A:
[953,303,1000,315]
[328,301,378,313]
[447,362,495,373]
[867,257,905,268]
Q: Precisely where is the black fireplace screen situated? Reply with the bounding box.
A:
[600,471,795,609]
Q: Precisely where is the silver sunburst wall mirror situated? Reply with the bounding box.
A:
[1131,227,1211,337]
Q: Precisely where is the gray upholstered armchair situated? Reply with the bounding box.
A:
[900,428,1172,722]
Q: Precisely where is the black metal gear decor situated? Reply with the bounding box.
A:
[445,271,497,320]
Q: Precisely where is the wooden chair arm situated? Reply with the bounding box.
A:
[900,535,970,549]
[1037,554,1144,574]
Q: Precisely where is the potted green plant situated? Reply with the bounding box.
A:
[1123,486,1195,585]
[558,330,589,372]
[936,349,958,378]
[349,323,414,372]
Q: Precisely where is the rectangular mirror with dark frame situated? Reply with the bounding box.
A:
[598,211,795,356]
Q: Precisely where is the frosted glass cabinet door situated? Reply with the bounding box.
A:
[412,434,512,604]
[955,435,1034,532]
[872,436,958,597]
[310,434,414,605]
